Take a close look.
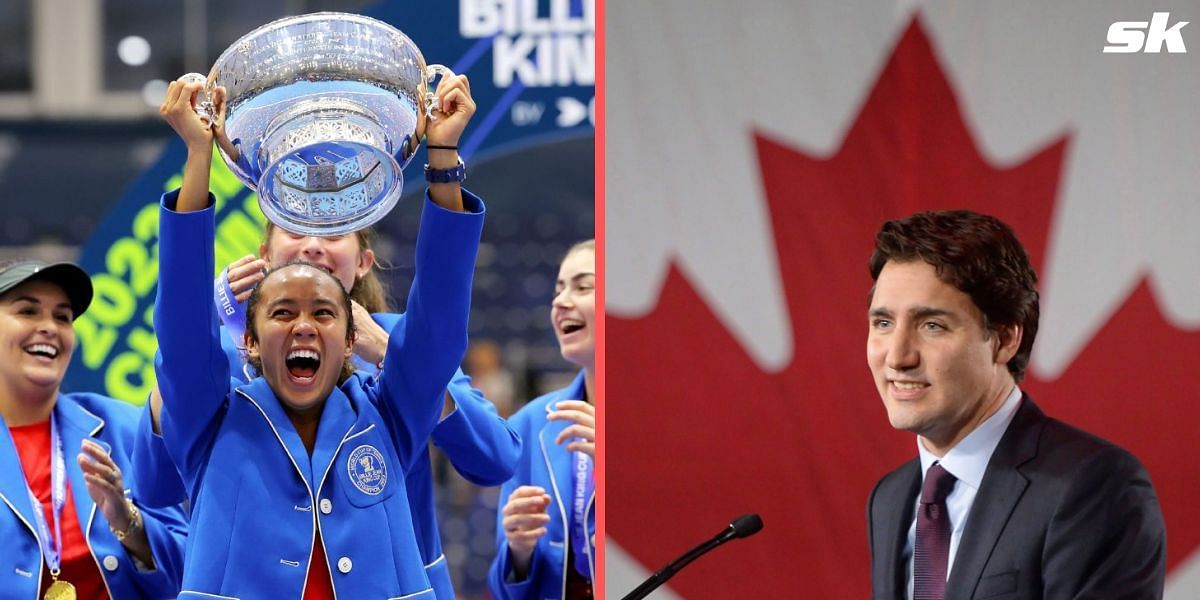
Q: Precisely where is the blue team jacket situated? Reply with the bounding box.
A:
[0,394,188,599]
[154,189,484,599]
[488,372,596,600]
[131,311,521,599]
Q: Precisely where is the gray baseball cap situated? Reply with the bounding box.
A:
[0,261,93,318]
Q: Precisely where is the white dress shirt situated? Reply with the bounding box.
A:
[905,384,1024,599]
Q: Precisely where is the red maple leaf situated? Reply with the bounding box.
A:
[608,17,1199,598]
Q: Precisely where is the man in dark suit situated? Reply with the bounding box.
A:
[865,210,1166,599]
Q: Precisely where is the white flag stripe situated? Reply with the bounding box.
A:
[605,539,683,600]
[608,1,1200,379]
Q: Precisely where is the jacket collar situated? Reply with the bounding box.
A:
[537,372,591,515]
[56,398,107,548]
[0,413,41,536]
[0,395,106,547]
[944,395,1044,598]
[873,459,920,598]
[234,377,359,492]
[536,372,596,579]
[541,371,588,417]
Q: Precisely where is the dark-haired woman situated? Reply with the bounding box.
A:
[152,69,487,598]
[489,240,597,599]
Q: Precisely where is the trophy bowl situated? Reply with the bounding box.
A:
[201,12,450,236]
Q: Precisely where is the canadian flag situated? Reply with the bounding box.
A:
[606,3,1200,598]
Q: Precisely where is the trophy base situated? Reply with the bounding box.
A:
[259,139,401,237]
[257,99,402,236]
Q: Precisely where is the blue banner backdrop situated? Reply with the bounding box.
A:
[65,0,596,402]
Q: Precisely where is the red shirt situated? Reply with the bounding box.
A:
[303,530,335,600]
[565,547,594,600]
[10,421,109,600]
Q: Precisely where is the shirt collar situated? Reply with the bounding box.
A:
[917,384,1023,490]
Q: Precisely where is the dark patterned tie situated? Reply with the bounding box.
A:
[914,463,958,600]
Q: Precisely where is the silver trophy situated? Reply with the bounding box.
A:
[186,12,454,236]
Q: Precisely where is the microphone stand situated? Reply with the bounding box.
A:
[621,514,762,600]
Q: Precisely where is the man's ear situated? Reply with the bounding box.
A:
[345,330,356,360]
[993,323,1022,366]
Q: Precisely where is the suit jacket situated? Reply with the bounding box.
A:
[868,396,1166,599]
[154,190,485,599]
[488,372,597,600]
[0,393,188,600]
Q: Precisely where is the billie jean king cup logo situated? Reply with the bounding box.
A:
[185,11,457,236]
[348,444,388,495]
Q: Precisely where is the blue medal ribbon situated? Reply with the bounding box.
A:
[570,446,594,579]
[25,413,67,576]
[214,266,248,350]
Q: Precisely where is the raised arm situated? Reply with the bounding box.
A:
[373,190,484,470]
[160,79,225,213]
[425,74,475,213]
[370,74,484,468]
[153,78,233,484]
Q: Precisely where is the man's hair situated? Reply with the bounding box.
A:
[868,210,1039,381]
[244,260,357,381]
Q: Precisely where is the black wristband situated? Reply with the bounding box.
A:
[426,144,458,151]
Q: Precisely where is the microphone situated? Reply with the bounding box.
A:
[621,514,764,600]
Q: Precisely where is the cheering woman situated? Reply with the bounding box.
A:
[134,80,520,599]
[489,240,597,599]
[0,260,186,599]
[153,71,485,598]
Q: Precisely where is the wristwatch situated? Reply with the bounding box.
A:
[424,159,467,183]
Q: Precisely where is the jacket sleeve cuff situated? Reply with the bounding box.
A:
[424,186,486,215]
[500,544,544,589]
[431,383,520,486]
[161,188,216,212]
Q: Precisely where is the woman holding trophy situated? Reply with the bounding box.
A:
[135,78,521,600]
[136,87,520,597]
[213,224,523,600]
[150,13,493,599]
[134,216,522,600]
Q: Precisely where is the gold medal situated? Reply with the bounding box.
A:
[44,578,76,600]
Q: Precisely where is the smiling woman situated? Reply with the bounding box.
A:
[489,239,597,600]
[0,260,187,600]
